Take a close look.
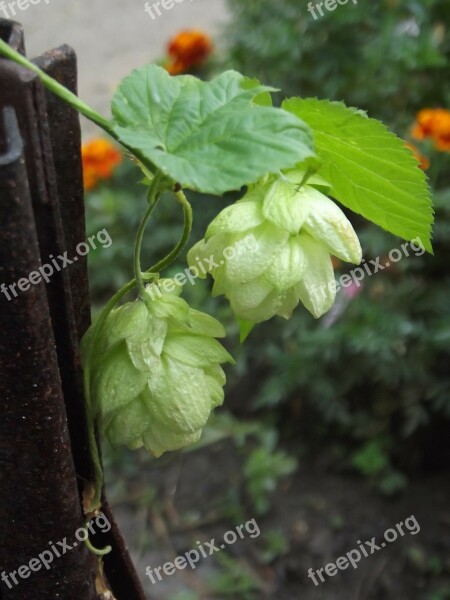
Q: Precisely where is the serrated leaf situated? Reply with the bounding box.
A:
[241,76,274,106]
[111,65,315,195]
[283,98,434,252]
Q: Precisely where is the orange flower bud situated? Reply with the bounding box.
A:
[165,30,213,75]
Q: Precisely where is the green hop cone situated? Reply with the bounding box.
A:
[81,280,234,457]
[187,171,362,322]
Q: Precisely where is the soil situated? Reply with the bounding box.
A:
[106,440,450,600]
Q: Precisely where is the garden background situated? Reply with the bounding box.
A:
[18,1,450,598]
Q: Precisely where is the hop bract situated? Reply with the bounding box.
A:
[82,281,233,457]
[188,172,362,322]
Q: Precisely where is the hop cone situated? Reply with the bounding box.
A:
[82,280,233,457]
[188,172,362,322]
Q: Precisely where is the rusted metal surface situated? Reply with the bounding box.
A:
[0,105,98,599]
[33,45,91,343]
[0,20,148,600]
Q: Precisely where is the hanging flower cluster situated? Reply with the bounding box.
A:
[165,30,213,75]
[188,171,362,322]
[82,280,233,457]
[82,138,122,190]
[411,108,450,152]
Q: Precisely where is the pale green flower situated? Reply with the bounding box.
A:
[82,280,233,457]
[188,172,362,321]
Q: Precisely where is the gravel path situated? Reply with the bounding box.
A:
[10,0,229,134]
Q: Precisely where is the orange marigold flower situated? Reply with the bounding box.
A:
[82,138,122,191]
[411,109,436,140]
[165,30,213,75]
[435,135,450,152]
[404,142,430,171]
[411,108,450,153]
[431,110,450,151]
[83,166,98,191]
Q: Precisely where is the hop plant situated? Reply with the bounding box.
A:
[0,39,433,530]
[82,280,234,457]
[188,171,362,322]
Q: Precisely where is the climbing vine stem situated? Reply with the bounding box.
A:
[134,172,163,298]
[150,188,193,274]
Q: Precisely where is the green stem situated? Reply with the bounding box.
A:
[84,526,112,556]
[0,39,114,137]
[134,173,162,297]
[150,189,193,273]
[0,38,160,174]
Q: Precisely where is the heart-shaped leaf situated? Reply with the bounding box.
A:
[111,66,315,195]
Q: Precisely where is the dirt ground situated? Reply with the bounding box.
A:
[106,441,450,600]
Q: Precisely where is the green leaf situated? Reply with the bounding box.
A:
[241,76,273,106]
[283,98,434,252]
[111,66,315,195]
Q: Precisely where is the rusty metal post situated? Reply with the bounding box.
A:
[0,20,147,600]
[0,103,98,599]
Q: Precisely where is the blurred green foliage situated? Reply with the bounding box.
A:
[258,529,289,564]
[222,0,450,131]
[351,437,408,495]
[428,588,450,600]
[208,554,261,599]
[243,440,297,515]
